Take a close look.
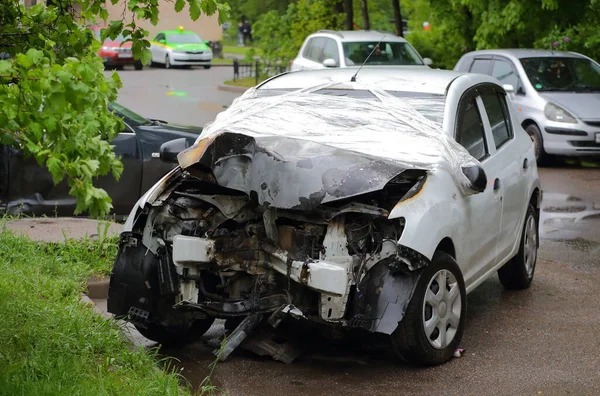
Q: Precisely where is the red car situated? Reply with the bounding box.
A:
[90,26,143,70]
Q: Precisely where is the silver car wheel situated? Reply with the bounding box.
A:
[422,269,462,350]
[524,214,537,277]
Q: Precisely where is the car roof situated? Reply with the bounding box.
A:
[312,30,408,43]
[464,48,587,59]
[162,30,197,35]
[260,67,468,95]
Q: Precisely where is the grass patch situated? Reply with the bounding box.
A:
[212,58,234,65]
[222,46,261,57]
[0,226,189,395]
[223,77,259,88]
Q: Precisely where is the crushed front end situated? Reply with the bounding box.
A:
[108,133,431,358]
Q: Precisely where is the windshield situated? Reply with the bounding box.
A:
[167,33,203,44]
[520,57,600,92]
[109,103,150,127]
[342,41,423,66]
[256,88,445,126]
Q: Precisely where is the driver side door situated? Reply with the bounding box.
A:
[454,89,504,287]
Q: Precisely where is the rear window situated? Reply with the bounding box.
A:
[256,88,445,126]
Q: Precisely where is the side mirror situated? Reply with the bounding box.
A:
[158,39,166,44]
[462,165,487,194]
[160,138,189,163]
[423,57,433,66]
[322,58,338,68]
[503,84,515,93]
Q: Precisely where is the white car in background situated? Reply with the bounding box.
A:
[290,30,432,71]
[108,68,540,366]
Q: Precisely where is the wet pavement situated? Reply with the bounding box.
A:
[108,71,600,395]
[146,162,600,396]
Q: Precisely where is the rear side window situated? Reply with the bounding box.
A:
[304,37,326,62]
[470,59,493,74]
[481,92,514,149]
[492,60,518,88]
[155,33,165,41]
[456,97,488,161]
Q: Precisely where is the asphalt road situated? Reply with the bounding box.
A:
[110,69,600,396]
[106,64,243,128]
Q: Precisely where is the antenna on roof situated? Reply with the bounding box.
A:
[351,35,386,82]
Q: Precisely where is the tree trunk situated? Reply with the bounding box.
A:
[333,0,344,29]
[361,0,370,30]
[392,0,403,37]
[344,0,354,30]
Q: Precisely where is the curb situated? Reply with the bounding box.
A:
[217,84,250,94]
[87,279,109,299]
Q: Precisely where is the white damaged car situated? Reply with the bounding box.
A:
[108,68,541,365]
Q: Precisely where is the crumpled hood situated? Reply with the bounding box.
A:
[178,85,479,205]
[541,92,600,120]
[178,132,413,209]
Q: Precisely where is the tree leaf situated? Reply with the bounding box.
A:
[175,0,185,12]
[188,0,201,20]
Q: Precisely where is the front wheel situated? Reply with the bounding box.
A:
[135,317,215,347]
[203,65,212,69]
[498,203,538,290]
[391,251,466,366]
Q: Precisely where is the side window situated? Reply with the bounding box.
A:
[322,38,340,64]
[155,33,165,42]
[492,60,518,88]
[456,96,489,161]
[470,59,493,75]
[481,92,514,149]
[306,37,326,62]
[302,38,315,58]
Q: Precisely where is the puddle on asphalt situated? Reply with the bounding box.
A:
[540,192,600,251]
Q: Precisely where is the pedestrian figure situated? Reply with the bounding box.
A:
[242,20,252,45]
[237,22,244,47]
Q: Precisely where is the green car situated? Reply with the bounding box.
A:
[149,26,213,69]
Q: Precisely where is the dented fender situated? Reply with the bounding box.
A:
[346,261,422,335]
[389,169,461,261]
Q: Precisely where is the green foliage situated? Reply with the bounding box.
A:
[403,0,600,69]
[0,0,228,217]
[0,228,188,394]
[253,0,343,63]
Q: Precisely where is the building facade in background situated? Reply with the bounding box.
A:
[20,0,222,41]
[105,2,222,41]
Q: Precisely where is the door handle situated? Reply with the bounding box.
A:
[523,158,529,170]
[493,178,501,191]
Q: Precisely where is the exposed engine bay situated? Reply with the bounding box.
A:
[108,163,430,360]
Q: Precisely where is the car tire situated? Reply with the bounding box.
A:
[165,55,171,69]
[498,203,538,290]
[390,251,467,366]
[526,124,547,165]
[135,317,215,348]
[134,61,143,70]
[203,65,212,70]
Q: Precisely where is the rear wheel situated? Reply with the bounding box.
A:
[526,124,547,165]
[135,317,215,347]
[498,203,538,290]
[134,61,143,70]
[391,251,466,366]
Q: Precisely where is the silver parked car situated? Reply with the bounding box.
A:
[455,49,600,162]
[291,30,432,71]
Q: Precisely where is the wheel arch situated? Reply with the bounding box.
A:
[435,237,456,259]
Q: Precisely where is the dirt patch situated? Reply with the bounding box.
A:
[2,218,121,243]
